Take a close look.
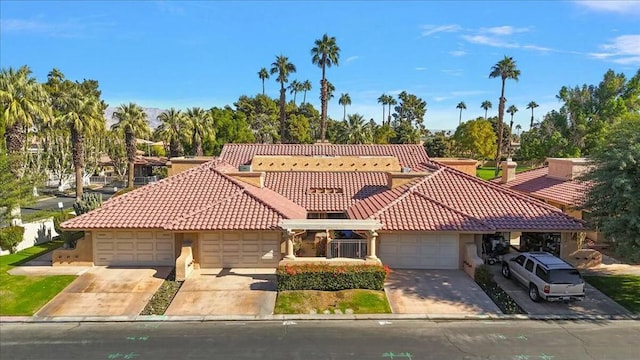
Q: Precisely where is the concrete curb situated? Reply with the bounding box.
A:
[2,313,639,324]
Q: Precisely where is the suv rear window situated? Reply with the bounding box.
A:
[549,269,583,284]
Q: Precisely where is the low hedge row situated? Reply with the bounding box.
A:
[276,264,389,291]
[0,226,25,254]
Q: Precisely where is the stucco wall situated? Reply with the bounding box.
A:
[0,218,59,256]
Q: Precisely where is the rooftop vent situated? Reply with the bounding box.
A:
[401,167,411,173]
[238,165,252,172]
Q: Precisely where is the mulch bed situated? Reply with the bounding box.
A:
[140,268,183,315]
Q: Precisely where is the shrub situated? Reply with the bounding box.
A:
[53,212,83,249]
[276,264,388,291]
[73,192,103,215]
[474,265,494,286]
[0,226,25,253]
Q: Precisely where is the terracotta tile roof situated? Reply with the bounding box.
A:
[490,167,589,206]
[62,160,306,231]
[219,144,429,168]
[349,166,585,232]
[264,172,388,212]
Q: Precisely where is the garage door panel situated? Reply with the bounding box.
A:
[200,232,281,268]
[156,241,173,251]
[380,234,459,269]
[96,241,115,251]
[94,232,175,266]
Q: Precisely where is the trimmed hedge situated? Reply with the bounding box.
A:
[277,264,390,291]
[0,226,25,254]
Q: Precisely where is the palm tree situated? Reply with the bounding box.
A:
[481,100,492,120]
[270,54,296,143]
[387,97,397,126]
[288,80,302,106]
[340,114,371,144]
[377,94,390,125]
[456,101,467,125]
[301,80,312,104]
[338,93,351,121]
[515,124,522,136]
[258,68,269,96]
[526,101,539,130]
[156,108,185,158]
[184,107,213,156]
[111,103,151,189]
[506,104,518,157]
[0,66,51,167]
[489,56,520,176]
[311,33,340,142]
[56,86,105,199]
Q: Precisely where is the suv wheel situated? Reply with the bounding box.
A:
[501,264,511,279]
[529,284,541,302]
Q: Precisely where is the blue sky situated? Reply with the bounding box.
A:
[1,1,639,131]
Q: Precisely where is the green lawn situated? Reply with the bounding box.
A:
[0,241,77,315]
[584,275,640,313]
[476,166,532,180]
[274,289,391,314]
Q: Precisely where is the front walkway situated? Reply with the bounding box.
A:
[165,268,276,316]
[384,270,501,315]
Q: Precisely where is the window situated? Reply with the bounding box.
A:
[514,255,525,266]
[535,266,549,282]
[549,269,583,284]
[524,259,534,272]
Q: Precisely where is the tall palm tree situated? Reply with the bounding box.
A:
[489,56,520,176]
[456,101,467,125]
[311,33,340,142]
[481,100,492,120]
[387,97,397,126]
[506,104,518,157]
[258,68,269,96]
[184,107,213,156]
[156,108,185,158]
[301,80,312,104]
[377,94,390,125]
[0,66,51,169]
[56,86,105,199]
[338,93,351,121]
[526,101,539,130]
[515,124,522,136]
[288,80,302,106]
[340,113,371,144]
[111,103,150,189]
[270,55,296,143]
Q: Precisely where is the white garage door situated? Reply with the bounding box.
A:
[200,232,280,268]
[94,231,175,266]
[380,233,459,269]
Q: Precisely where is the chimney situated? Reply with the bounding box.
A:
[500,159,517,183]
[226,171,265,188]
[547,158,591,181]
[387,170,430,189]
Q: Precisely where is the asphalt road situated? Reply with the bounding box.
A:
[20,188,115,217]
[1,320,639,360]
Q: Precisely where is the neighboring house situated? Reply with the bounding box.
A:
[492,158,597,255]
[58,144,584,276]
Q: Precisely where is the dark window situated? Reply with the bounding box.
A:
[514,255,526,266]
[535,266,549,281]
[549,269,583,284]
[524,259,534,272]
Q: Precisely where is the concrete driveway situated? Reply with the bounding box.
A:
[165,268,276,316]
[384,270,501,315]
[35,267,170,317]
[491,265,631,316]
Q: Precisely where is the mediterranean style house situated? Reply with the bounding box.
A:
[58,144,585,279]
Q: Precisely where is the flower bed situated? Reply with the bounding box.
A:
[474,265,525,314]
[140,268,183,315]
[276,264,390,291]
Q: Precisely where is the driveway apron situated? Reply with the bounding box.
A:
[35,267,170,317]
[384,270,501,315]
[164,268,276,316]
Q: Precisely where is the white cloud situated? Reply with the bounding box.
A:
[433,96,451,102]
[576,1,640,14]
[480,26,529,36]
[345,56,360,63]
[590,35,640,65]
[421,24,461,37]
[415,67,427,71]
[155,1,186,15]
[461,35,519,48]
[449,50,467,57]
[441,69,464,77]
[0,17,114,38]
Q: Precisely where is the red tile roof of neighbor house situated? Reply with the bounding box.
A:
[490,167,589,207]
[219,143,430,168]
[348,166,585,232]
[62,159,307,231]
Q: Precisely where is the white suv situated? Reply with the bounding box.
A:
[501,252,585,302]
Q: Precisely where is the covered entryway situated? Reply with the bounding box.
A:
[380,233,459,269]
[200,231,281,268]
[94,230,175,266]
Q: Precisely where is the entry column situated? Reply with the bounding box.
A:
[285,230,296,260]
[366,230,378,260]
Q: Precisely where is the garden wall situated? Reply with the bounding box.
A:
[0,218,58,256]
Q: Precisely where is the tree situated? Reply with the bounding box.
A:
[387,97,397,126]
[526,101,539,129]
[235,94,280,143]
[391,91,427,144]
[489,56,520,176]
[506,105,519,158]
[270,54,296,142]
[452,118,497,160]
[301,80,312,104]
[258,68,269,96]
[0,66,52,176]
[311,33,340,142]
[581,115,640,261]
[338,113,371,144]
[288,80,302,106]
[481,100,492,120]
[209,106,254,154]
[0,152,34,224]
[338,93,351,121]
[155,108,185,157]
[456,101,467,125]
[184,107,214,156]
[377,94,390,125]
[515,124,522,136]
[111,103,150,188]
[423,130,452,157]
